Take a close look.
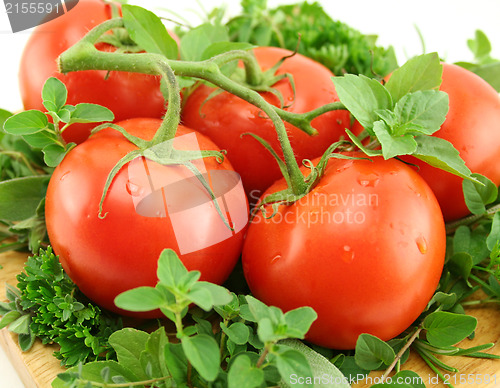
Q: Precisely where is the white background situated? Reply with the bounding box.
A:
[0,0,499,386]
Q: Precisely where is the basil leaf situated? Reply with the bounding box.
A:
[423,311,477,347]
[355,333,395,370]
[122,4,178,59]
[385,53,443,102]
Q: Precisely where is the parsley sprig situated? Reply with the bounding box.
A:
[0,247,122,366]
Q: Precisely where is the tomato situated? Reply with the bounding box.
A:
[45,118,249,316]
[19,0,168,144]
[181,47,353,204]
[403,63,500,221]
[242,155,445,349]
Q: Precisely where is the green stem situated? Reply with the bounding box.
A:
[445,203,500,234]
[416,348,455,388]
[58,18,309,195]
[74,376,172,387]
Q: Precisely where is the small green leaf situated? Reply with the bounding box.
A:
[0,310,21,329]
[22,130,59,149]
[114,286,166,312]
[3,110,48,135]
[275,348,314,388]
[283,307,317,339]
[486,212,500,251]
[463,173,498,215]
[448,252,473,284]
[245,295,271,321]
[180,23,229,61]
[181,334,220,381]
[393,90,449,135]
[0,176,49,221]
[194,281,232,306]
[332,74,392,134]
[228,354,265,388]
[221,322,250,345]
[355,333,395,370]
[69,103,114,124]
[42,77,67,112]
[412,135,477,182]
[43,143,74,167]
[122,4,178,59]
[157,249,188,288]
[471,62,500,92]
[468,30,492,59]
[164,342,188,385]
[373,120,417,159]
[385,53,443,102]
[423,311,477,347]
[108,328,150,380]
[7,314,31,334]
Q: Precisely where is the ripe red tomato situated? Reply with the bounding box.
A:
[19,0,167,144]
[181,47,353,203]
[242,155,445,349]
[45,118,249,316]
[404,63,500,221]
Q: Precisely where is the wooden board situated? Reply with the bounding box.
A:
[1,251,500,388]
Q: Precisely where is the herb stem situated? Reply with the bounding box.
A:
[74,375,172,387]
[381,327,421,381]
[256,346,270,368]
[445,203,500,234]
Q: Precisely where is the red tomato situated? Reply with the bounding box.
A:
[242,155,445,349]
[19,0,169,144]
[404,63,500,221]
[181,47,353,204]
[45,118,249,316]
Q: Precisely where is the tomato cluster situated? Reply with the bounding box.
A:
[23,0,500,349]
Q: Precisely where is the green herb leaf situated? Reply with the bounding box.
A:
[157,248,188,288]
[228,354,265,388]
[412,135,477,182]
[332,74,392,134]
[393,90,449,135]
[355,333,395,370]
[42,143,75,167]
[69,103,114,124]
[486,212,500,251]
[283,307,317,339]
[462,173,498,215]
[42,77,68,112]
[385,53,443,102]
[22,130,59,149]
[108,328,150,380]
[3,110,48,135]
[221,322,250,345]
[373,120,417,159]
[423,311,477,347]
[275,347,314,388]
[122,4,178,59]
[0,176,49,221]
[114,286,166,312]
[180,23,229,61]
[181,334,220,381]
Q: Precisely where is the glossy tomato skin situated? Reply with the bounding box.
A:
[181,47,353,203]
[404,63,500,221]
[242,155,446,349]
[45,118,249,316]
[19,0,166,144]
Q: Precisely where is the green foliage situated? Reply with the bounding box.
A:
[0,247,123,366]
[226,0,398,77]
[455,29,500,91]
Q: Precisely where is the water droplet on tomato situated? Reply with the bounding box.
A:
[357,173,380,187]
[126,181,144,197]
[416,236,428,254]
[341,245,354,263]
[60,172,70,181]
[335,160,354,173]
[271,254,281,264]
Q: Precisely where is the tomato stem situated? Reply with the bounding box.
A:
[58,17,311,195]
